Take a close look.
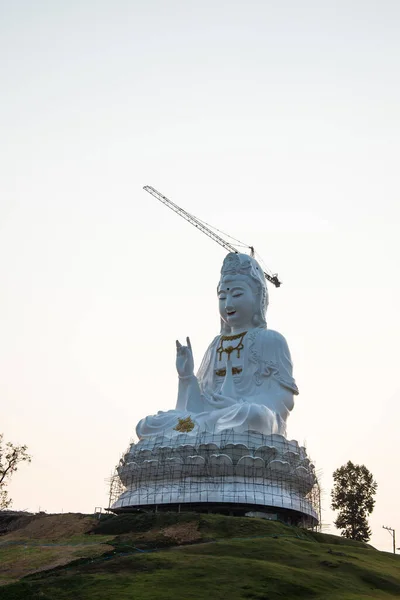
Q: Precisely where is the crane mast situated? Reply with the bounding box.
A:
[143,185,281,287]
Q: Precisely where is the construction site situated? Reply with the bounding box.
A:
[104,187,321,531]
[107,429,321,530]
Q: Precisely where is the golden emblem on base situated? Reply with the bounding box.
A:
[174,416,195,432]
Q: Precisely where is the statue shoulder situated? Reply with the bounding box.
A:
[209,334,221,348]
[256,328,293,362]
[258,328,290,348]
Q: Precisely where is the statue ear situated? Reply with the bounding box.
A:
[252,314,261,327]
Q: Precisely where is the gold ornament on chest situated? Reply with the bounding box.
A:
[216,331,247,361]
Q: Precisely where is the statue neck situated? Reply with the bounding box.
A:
[229,328,249,335]
[228,323,255,335]
[221,324,265,337]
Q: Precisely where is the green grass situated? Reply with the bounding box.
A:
[1,513,400,599]
[92,511,200,535]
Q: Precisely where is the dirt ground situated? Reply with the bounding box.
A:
[161,521,202,544]
[0,513,204,585]
[1,513,97,542]
[0,512,113,585]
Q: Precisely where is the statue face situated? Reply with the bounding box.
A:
[218,277,256,332]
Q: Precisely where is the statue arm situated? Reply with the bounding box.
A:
[243,329,298,420]
[259,330,299,395]
[175,337,203,413]
[176,335,221,414]
[176,375,202,413]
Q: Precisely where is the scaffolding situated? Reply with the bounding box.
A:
[106,466,126,510]
[109,429,320,529]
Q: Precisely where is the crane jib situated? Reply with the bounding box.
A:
[143,185,281,287]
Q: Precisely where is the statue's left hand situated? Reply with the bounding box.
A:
[176,337,195,379]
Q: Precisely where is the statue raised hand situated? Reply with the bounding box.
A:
[176,337,194,379]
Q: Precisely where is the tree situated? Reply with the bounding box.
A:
[331,461,377,542]
[0,434,31,510]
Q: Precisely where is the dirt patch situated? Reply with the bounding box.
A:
[161,522,202,544]
[1,513,97,542]
[0,513,36,536]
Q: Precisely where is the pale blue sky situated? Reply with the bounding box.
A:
[1,1,399,552]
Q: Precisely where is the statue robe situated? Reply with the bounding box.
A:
[136,327,298,439]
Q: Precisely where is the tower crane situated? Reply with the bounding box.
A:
[143,185,281,287]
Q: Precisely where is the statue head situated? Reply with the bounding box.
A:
[217,253,268,334]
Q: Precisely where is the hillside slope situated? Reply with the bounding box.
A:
[1,512,399,599]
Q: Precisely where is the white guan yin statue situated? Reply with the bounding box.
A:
[136,252,298,439]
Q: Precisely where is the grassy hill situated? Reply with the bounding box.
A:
[1,511,399,599]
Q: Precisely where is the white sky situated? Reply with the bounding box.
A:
[1,1,399,553]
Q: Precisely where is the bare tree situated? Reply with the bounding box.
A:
[0,434,31,509]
